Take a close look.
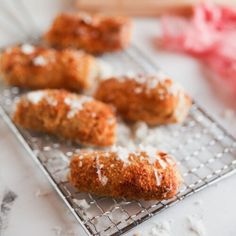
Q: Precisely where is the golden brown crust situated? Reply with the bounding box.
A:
[44,12,132,53]
[69,148,182,200]
[95,75,192,125]
[0,45,98,91]
[13,89,116,146]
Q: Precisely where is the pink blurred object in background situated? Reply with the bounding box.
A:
[157,3,236,94]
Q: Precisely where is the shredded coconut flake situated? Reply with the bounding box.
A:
[139,145,167,168]
[64,96,92,118]
[21,44,35,54]
[27,91,45,104]
[187,216,206,236]
[154,169,162,186]
[149,221,172,236]
[80,12,93,24]
[73,199,90,209]
[33,56,47,66]
[96,156,108,186]
[111,146,131,165]
[35,188,51,197]
[26,91,57,106]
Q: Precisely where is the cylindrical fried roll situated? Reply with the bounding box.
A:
[69,146,181,200]
[44,12,132,53]
[95,73,192,125]
[0,44,99,91]
[13,89,116,146]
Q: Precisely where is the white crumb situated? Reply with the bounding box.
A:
[64,96,92,118]
[187,216,206,236]
[21,44,34,54]
[149,221,172,236]
[27,91,45,104]
[33,56,47,66]
[35,189,51,197]
[73,199,90,210]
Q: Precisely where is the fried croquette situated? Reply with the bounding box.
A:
[95,73,192,125]
[69,146,182,200]
[0,44,98,91]
[44,12,132,53]
[13,89,116,146]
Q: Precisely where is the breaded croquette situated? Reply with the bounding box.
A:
[44,12,132,53]
[0,44,98,91]
[69,146,182,200]
[13,89,116,147]
[95,73,192,125]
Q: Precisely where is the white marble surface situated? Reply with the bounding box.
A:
[1,1,236,235]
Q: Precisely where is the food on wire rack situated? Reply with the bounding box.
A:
[13,89,116,147]
[44,12,132,53]
[95,73,192,125]
[69,146,182,200]
[0,44,99,91]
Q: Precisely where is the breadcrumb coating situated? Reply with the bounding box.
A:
[44,12,132,53]
[95,74,192,125]
[0,45,98,91]
[69,147,182,200]
[13,89,116,146]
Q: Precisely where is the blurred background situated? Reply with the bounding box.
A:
[1,1,236,236]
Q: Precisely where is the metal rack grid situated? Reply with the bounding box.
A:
[1,1,236,235]
[1,45,236,236]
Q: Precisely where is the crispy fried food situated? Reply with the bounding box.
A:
[95,73,192,125]
[69,146,182,200]
[0,44,98,91]
[44,12,132,53]
[13,89,116,146]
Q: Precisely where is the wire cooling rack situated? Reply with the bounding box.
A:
[1,1,236,235]
[1,45,236,236]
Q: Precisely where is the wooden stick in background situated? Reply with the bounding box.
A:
[76,0,201,16]
[76,0,236,16]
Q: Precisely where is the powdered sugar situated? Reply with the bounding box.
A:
[139,145,167,169]
[64,96,92,118]
[111,146,131,165]
[26,91,58,106]
[96,156,108,186]
[27,91,45,104]
[33,56,47,66]
[21,44,35,54]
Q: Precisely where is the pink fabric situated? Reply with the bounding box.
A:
[157,3,236,92]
